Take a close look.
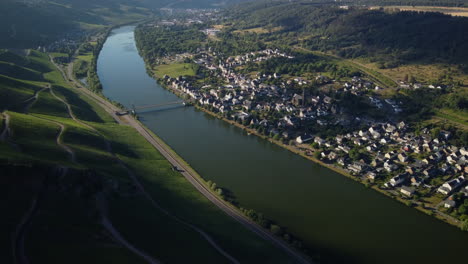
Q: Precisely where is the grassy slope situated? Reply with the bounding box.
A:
[29,89,69,118]
[0,61,44,81]
[0,75,43,111]
[0,165,48,264]
[0,49,295,263]
[6,112,71,165]
[154,63,196,78]
[0,50,149,262]
[93,122,295,263]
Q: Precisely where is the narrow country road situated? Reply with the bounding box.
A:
[52,54,312,264]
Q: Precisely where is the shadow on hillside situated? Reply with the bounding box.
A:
[53,85,104,123]
[108,140,139,159]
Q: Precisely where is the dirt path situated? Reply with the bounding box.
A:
[0,112,10,141]
[13,197,36,264]
[31,115,76,163]
[54,122,76,163]
[0,112,21,151]
[114,155,241,264]
[22,86,48,113]
[96,193,162,264]
[13,167,68,264]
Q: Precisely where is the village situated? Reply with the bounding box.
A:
[158,46,467,221]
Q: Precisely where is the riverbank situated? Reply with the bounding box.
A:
[63,26,314,263]
[153,73,463,230]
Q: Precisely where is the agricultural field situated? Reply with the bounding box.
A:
[154,63,197,78]
[233,26,283,34]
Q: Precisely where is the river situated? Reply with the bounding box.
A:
[97,25,468,264]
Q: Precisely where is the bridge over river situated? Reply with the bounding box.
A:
[116,100,187,115]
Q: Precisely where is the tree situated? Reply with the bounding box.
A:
[431,128,441,139]
[349,148,361,161]
[270,224,283,236]
[461,220,468,232]
[313,151,321,160]
[458,200,468,215]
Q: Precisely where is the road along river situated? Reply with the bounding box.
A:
[97,25,468,264]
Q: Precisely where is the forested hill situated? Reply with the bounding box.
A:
[0,0,243,49]
[226,1,468,67]
[349,0,468,7]
[0,0,152,48]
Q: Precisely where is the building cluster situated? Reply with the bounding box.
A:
[46,30,86,54]
[163,49,352,130]
[314,122,467,205]
[160,48,467,211]
[154,9,222,26]
[398,81,445,90]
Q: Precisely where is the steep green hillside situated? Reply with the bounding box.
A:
[355,0,468,7]
[0,48,296,263]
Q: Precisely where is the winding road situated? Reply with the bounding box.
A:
[51,54,312,264]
